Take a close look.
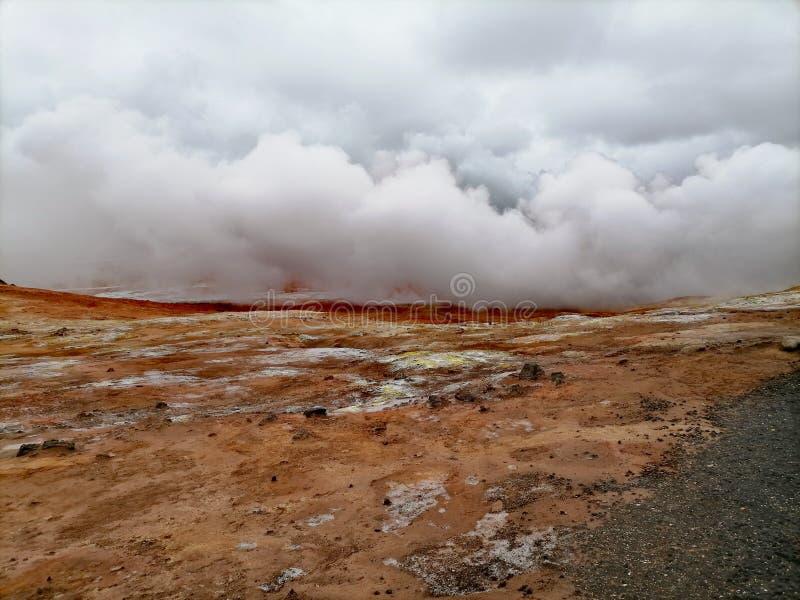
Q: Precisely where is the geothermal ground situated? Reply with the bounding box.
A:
[1,284,799,599]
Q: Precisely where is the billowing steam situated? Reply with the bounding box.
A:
[1,98,798,307]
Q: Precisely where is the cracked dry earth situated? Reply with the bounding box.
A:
[1,284,799,599]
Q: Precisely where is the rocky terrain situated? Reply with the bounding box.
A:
[1,284,799,599]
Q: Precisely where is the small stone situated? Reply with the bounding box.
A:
[383,498,392,506]
[154,401,169,409]
[780,336,800,352]
[427,395,447,409]
[303,406,327,418]
[106,367,115,372]
[51,327,69,337]
[550,371,566,385]
[519,363,544,381]
[16,443,40,457]
[110,565,124,572]
[41,439,75,451]
[454,388,477,402]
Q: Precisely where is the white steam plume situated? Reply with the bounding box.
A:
[1,98,798,307]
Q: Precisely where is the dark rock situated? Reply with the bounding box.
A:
[16,443,40,457]
[383,498,392,506]
[76,411,94,419]
[550,371,565,385]
[0,278,6,285]
[51,327,69,337]
[519,363,544,381]
[154,401,169,409]
[303,406,327,418]
[478,405,490,413]
[42,439,75,451]
[427,395,448,409]
[106,367,115,372]
[454,388,477,402]
[323,375,334,381]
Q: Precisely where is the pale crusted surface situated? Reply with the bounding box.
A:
[0,285,799,598]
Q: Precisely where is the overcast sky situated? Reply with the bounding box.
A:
[1,1,798,305]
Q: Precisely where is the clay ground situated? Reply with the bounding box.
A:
[1,284,799,599]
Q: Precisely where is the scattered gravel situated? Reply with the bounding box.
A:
[572,370,800,599]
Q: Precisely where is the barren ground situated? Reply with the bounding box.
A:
[1,284,799,599]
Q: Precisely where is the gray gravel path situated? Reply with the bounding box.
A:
[572,370,800,599]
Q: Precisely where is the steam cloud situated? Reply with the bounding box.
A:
[1,98,798,307]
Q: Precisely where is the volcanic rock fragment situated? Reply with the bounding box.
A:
[427,395,447,409]
[780,336,800,352]
[303,406,327,418]
[454,388,477,403]
[42,439,76,451]
[16,443,40,457]
[519,363,544,381]
[550,371,565,385]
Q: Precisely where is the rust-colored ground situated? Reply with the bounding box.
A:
[1,284,798,599]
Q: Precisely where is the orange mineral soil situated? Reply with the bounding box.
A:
[0,284,798,599]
